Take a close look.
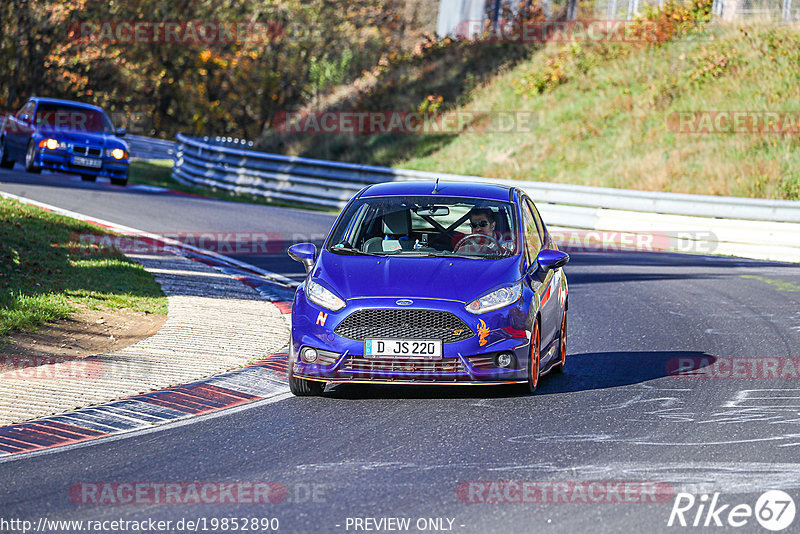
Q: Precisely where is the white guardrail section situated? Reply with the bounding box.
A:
[125,134,176,160]
[173,133,800,263]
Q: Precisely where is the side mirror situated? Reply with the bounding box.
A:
[536,248,569,272]
[288,243,317,273]
[115,127,126,137]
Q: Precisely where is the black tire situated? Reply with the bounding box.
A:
[24,141,41,173]
[553,312,567,373]
[526,319,541,393]
[80,174,97,182]
[289,365,325,396]
[0,138,14,169]
[110,177,127,186]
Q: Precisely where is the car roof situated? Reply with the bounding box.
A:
[359,180,514,202]
[28,97,105,113]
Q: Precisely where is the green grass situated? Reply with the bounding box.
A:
[0,198,167,338]
[255,3,800,200]
[398,22,800,199]
[128,160,336,212]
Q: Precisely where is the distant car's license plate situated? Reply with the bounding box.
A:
[364,339,442,358]
[72,156,102,168]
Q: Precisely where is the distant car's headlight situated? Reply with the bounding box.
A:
[466,282,522,314]
[106,148,128,160]
[306,280,345,311]
[39,138,65,150]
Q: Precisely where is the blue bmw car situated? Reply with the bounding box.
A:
[287,181,569,396]
[0,97,129,185]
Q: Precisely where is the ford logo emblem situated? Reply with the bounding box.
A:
[396,299,414,306]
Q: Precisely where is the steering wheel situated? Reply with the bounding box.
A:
[454,233,501,253]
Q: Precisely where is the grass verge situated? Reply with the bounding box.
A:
[0,197,167,339]
[400,18,800,199]
[256,0,800,200]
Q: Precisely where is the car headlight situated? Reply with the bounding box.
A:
[306,280,345,311]
[106,148,128,160]
[39,138,65,150]
[466,282,522,314]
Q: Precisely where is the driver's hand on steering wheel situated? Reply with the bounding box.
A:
[454,232,501,254]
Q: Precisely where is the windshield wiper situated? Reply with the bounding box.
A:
[329,246,380,256]
[419,250,458,257]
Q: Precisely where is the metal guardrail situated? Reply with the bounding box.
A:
[174,133,800,219]
[173,133,393,208]
[172,133,800,262]
[125,134,176,160]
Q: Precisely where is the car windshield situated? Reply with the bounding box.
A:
[34,103,114,133]
[326,195,519,258]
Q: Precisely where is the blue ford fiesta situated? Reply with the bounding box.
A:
[0,97,129,185]
[287,180,569,396]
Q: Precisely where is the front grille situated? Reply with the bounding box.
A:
[343,356,466,375]
[334,309,474,343]
[72,145,102,157]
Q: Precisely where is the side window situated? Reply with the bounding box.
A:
[17,102,34,120]
[342,203,369,247]
[520,199,542,264]
[526,199,547,248]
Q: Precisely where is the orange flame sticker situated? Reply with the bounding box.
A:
[477,319,490,346]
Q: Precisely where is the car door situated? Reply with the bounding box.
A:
[526,197,561,351]
[520,195,551,344]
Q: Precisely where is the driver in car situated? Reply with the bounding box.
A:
[452,207,510,254]
[468,208,500,240]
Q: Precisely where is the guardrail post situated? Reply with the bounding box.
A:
[567,0,578,19]
[608,0,618,19]
[627,0,638,19]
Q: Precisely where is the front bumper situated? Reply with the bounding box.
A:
[36,149,128,180]
[291,292,533,385]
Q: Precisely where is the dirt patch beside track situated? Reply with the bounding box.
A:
[1,307,166,361]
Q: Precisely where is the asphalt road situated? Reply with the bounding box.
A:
[2,168,800,533]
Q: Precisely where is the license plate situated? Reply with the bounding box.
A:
[72,156,102,168]
[364,339,442,359]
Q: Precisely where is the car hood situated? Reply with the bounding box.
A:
[37,129,125,148]
[313,252,523,303]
